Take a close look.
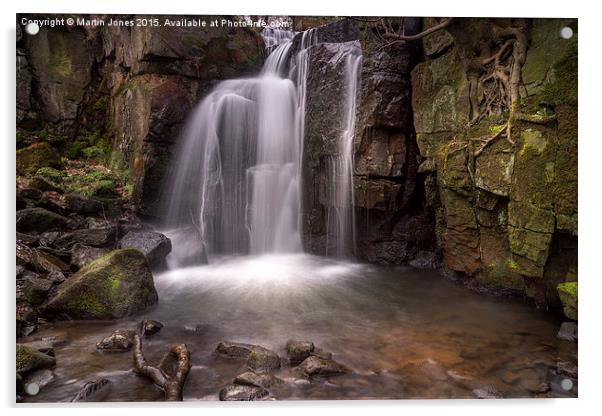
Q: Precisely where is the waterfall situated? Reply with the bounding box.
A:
[163,26,361,264]
[326,50,362,258]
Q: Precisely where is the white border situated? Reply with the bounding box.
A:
[2,1,600,415]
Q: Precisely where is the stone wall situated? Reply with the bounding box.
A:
[412,18,578,309]
[17,14,265,217]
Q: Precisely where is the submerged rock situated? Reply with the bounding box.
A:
[216,341,258,359]
[118,230,172,270]
[557,360,578,378]
[286,340,315,365]
[297,355,348,378]
[472,386,503,399]
[71,378,112,402]
[96,330,136,352]
[45,249,158,320]
[557,322,578,342]
[219,384,269,401]
[216,341,280,373]
[141,319,164,336]
[233,371,282,389]
[247,347,281,373]
[16,344,56,375]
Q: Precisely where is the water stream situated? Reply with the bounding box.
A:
[22,255,577,401]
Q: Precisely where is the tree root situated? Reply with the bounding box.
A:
[132,334,190,401]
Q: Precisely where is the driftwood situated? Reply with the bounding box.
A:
[132,334,190,401]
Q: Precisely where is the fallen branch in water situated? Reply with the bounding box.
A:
[132,334,190,401]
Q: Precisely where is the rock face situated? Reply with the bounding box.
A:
[301,18,437,263]
[410,18,578,308]
[17,14,265,217]
[45,249,158,319]
[557,282,578,320]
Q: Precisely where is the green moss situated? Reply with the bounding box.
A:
[35,167,64,183]
[557,281,578,320]
[16,142,63,175]
[49,47,73,78]
[64,293,106,318]
[541,40,577,106]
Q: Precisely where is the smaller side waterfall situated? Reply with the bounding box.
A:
[326,45,362,258]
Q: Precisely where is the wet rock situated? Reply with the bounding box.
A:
[557,322,578,342]
[20,340,56,357]
[22,369,54,395]
[16,344,56,374]
[409,250,440,269]
[219,384,269,401]
[247,347,281,373]
[16,207,74,234]
[55,226,119,249]
[71,244,109,270]
[298,355,348,378]
[118,230,172,270]
[16,143,62,175]
[472,386,503,399]
[64,193,105,214]
[233,371,282,389]
[286,340,314,365]
[216,341,258,359]
[141,319,164,336]
[557,360,578,378]
[71,378,112,402]
[96,330,136,352]
[45,249,158,320]
[23,276,53,305]
[311,347,332,361]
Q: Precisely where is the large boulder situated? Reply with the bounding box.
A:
[118,230,172,269]
[16,143,62,175]
[44,249,158,319]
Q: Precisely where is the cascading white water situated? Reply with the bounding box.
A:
[163,27,361,264]
[326,49,362,257]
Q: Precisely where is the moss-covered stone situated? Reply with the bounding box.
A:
[16,344,56,374]
[16,207,74,234]
[45,249,158,320]
[474,138,515,197]
[557,281,578,320]
[16,143,62,175]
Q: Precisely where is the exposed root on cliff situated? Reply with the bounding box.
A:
[132,334,190,401]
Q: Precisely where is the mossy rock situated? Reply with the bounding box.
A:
[16,344,56,375]
[16,143,62,175]
[44,249,158,320]
[557,282,578,320]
